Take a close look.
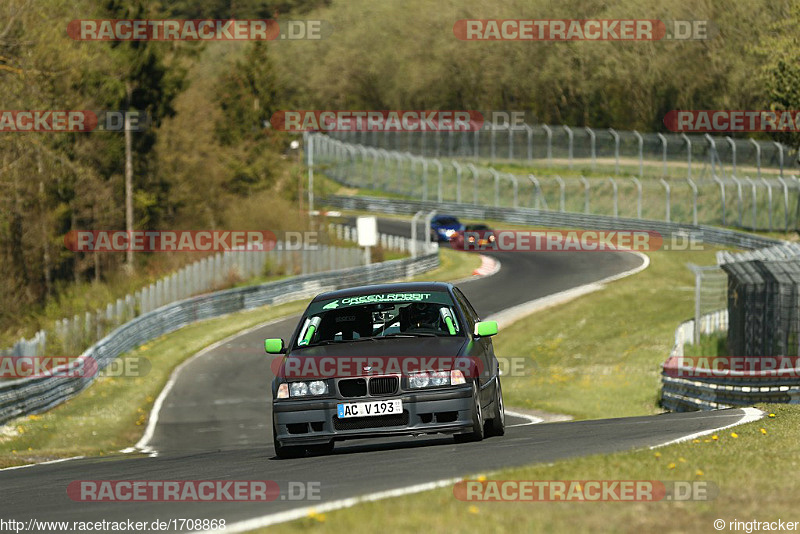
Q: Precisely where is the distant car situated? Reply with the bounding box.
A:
[265,282,504,458]
[429,215,465,242]
[451,223,496,250]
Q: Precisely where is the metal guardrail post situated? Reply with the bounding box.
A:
[507,173,519,208]
[529,174,542,209]
[745,177,758,230]
[704,134,717,179]
[778,177,790,232]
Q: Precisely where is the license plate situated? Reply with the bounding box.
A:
[337,399,402,418]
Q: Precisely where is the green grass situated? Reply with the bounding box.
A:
[260,404,793,534]
[0,248,478,468]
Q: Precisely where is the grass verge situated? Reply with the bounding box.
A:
[260,404,791,534]
[0,249,479,468]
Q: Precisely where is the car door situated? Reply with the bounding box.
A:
[453,288,494,407]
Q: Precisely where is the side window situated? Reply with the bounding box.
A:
[453,288,479,331]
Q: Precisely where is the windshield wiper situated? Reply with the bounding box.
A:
[306,337,378,347]
[376,332,444,338]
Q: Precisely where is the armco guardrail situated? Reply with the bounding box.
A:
[660,310,800,411]
[0,251,438,425]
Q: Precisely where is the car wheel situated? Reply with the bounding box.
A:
[486,378,505,437]
[273,422,305,459]
[307,441,334,455]
[454,381,484,443]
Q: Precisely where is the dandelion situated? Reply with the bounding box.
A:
[667,462,676,469]
[678,457,687,463]
[692,439,700,443]
[468,506,479,514]
[730,432,738,439]
[760,428,767,435]
[769,413,776,418]
[711,435,718,441]
[696,469,704,477]
[477,475,487,482]
[654,452,662,458]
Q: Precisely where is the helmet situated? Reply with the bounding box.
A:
[407,303,440,329]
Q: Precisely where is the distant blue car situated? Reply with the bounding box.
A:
[430,215,465,242]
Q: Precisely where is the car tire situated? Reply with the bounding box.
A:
[486,378,505,437]
[454,381,484,443]
[273,422,305,459]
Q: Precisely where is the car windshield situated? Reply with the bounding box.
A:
[294,291,463,348]
[465,224,490,231]
[435,217,459,225]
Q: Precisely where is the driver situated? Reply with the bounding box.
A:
[406,302,441,330]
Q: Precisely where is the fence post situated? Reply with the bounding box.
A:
[608,128,620,175]
[681,133,692,180]
[687,177,698,225]
[580,176,590,214]
[542,124,553,165]
[657,133,667,177]
[585,127,596,171]
[452,161,462,204]
[726,136,736,177]
[660,178,671,222]
[432,158,444,203]
[745,177,758,230]
[630,177,642,219]
[607,178,618,217]
[529,174,542,209]
[524,124,533,161]
[749,139,761,180]
[489,168,501,207]
[731,175,744,226]
[633,130,643,178]
[507,173,519,208]
[467,163,479,205]
[714,176,727,226]
[761,177,773,231]
[778,177,790,232]
[773,141,785,178]
[555,175,565,212]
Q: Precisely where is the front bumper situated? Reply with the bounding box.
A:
[273,386,473,446]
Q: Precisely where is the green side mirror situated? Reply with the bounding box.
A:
[474,321,498,337]
[264,338,286,354]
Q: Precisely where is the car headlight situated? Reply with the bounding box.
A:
[277,383,289,399]
[309,380,327,395]
[445,229,456,237]
[287,380,328,397]
[408,371,451,388]
[488,234,495,242]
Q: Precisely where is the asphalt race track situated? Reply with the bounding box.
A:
[0,217,756,531]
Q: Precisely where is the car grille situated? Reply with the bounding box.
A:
[333,410,409,431]
[338,378,367,398]
[368,376,398,396]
